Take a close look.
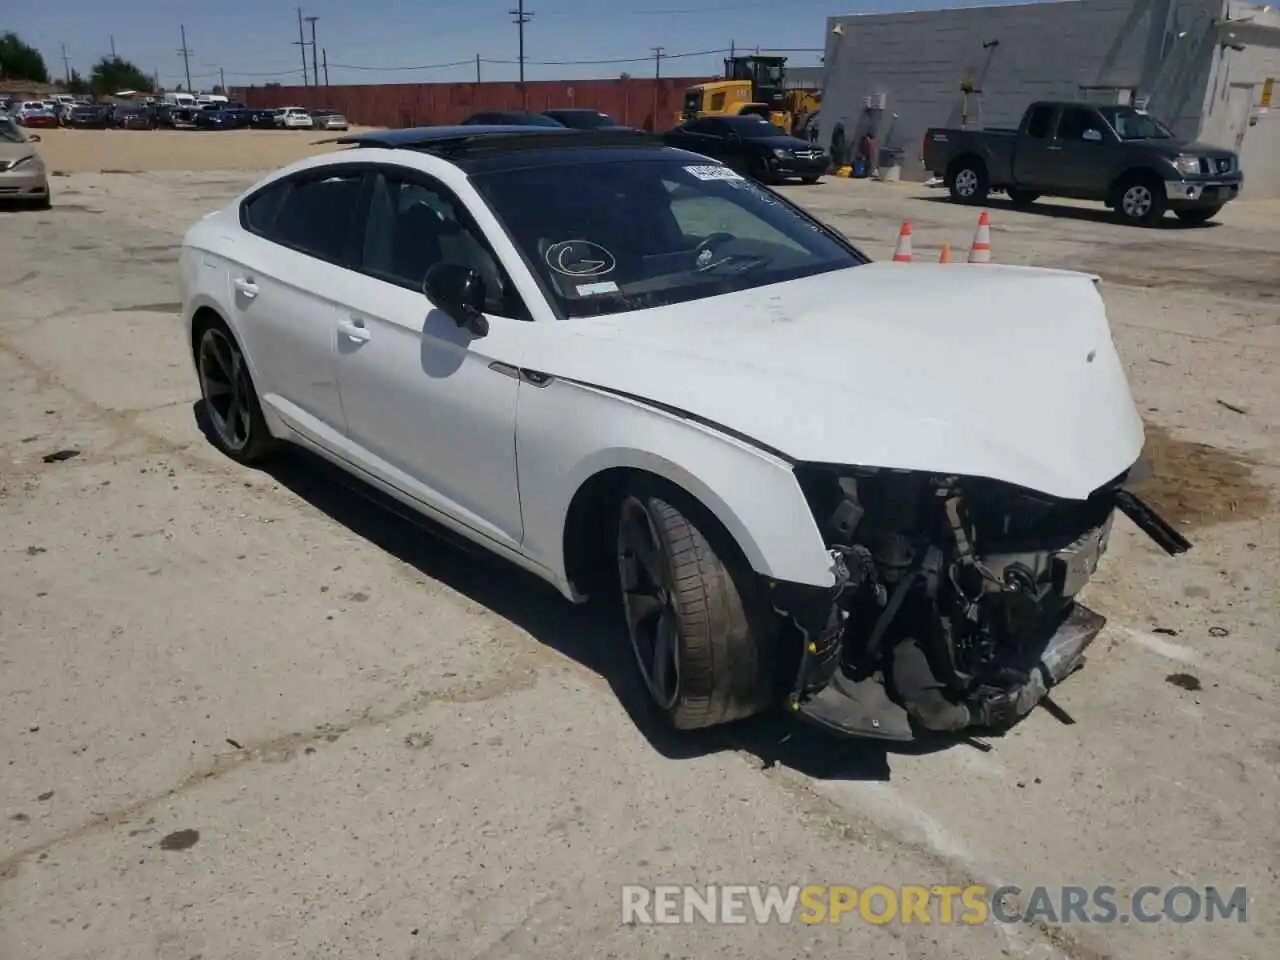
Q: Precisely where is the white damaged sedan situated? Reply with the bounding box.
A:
[179,126,1189,741]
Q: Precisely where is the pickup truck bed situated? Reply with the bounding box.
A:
[923,101,1242,226]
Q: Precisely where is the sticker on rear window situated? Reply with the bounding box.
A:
[684,164,744,181]
[575,280,618,296]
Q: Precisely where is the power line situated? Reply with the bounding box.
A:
[651,46,665,80]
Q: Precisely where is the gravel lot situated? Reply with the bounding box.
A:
[1,140,1277,960]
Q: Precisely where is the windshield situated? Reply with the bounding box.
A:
[724,115,789,138]
[1097,106,1173,140]
[472,157,865,318]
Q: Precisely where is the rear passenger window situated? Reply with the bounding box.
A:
[241,183,287,233]
[266,172,364,264]
[1025,106,1053,139]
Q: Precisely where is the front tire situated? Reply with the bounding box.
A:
[1115,174,1166,226]
[194,319,278,464]
[616,480,776,730]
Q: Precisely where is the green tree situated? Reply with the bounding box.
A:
[0,31,50,83]
[89,55,155,95]
[66,68,90,95]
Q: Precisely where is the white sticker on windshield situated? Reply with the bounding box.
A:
[576,280,618,296]
[684,164,744,182]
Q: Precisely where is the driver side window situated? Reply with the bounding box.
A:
[359,172,521,318]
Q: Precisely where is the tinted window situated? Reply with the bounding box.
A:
[264,172,364,263]
[359,172,520,318]
[1096,105,1172,140]
[1024,105,1053,139]
[472,157,865,318]
[722,115,787,138]
[1056,107,1098,141]
[242,182,288,233]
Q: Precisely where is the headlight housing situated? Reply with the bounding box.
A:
[772,147,791,159]
[1172,155,1201,176]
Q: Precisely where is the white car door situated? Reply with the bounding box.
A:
[227,168,365,443]
[330,169,529,549]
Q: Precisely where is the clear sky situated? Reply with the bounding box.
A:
[7,0,1036,90]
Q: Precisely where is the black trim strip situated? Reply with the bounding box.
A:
[488,361,520,380]
[553,374,795,463]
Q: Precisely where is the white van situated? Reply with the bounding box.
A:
[164,92,196,107]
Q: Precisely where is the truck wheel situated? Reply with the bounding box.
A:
[947,159,989,203]
[1007,189,1038,207]
[616,478,777,730]
[1115,174,1166,226]
[1174,206,1222,225]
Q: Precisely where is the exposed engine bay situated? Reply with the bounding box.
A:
[771,463,1191,740]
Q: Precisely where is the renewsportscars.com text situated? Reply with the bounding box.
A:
[621,884,1248,926]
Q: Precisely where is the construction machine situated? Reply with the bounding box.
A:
[677,54,821,136]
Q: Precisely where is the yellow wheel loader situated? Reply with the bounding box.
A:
[677,54,821,137]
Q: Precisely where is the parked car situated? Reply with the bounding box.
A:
[115,104,156,130]
[194,108,236,130]
[922,100,1243,225]
[460,110,563,126]
[309,109,350,131]
[15,102,58,128]
[0,116,50,209]
[178,124,1189,742]
[275,107,313,129]
[662,114,829,184]
[65,103,114,129]
[540,108,632,131]
[247,109,281,130]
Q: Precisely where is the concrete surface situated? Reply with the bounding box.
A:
[1,170,1277,960]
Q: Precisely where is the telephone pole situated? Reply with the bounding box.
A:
[322,48,329,86]
[305,16,319,92]
[652,46,665,79]
[295,8,310,85]
[219,66,226,92]
[509,1,533,86]
[109,35,117,58]
[177,25,193,92]
[475,53,481,83]
[59,44,71,85]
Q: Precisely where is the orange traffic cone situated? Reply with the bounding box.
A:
[938,240,952,263]
[967,211,992,264]
[892,221,913,262]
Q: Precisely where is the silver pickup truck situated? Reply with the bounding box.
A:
[923,100,1242,226]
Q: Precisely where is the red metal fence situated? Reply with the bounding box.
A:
[233,77,710,131]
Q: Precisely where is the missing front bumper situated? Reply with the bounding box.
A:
[796,603,1108,741]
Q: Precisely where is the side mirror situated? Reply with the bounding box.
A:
[1083,128,1103,142]
[423,262,489,337]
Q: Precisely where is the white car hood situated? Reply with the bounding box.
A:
[529,262,1144,500]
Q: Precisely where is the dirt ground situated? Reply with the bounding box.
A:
[1,134,1277,960]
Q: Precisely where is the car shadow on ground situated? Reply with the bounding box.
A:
[918,194,1222,228]
[196,409,914,782]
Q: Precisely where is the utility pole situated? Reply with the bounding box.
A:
[59,43,71,85]
[110,35,117,58]
[475,53,481,83]
[305,16,319,93]
[219,66,226,92]
[509,0,533,86]
[295,8,310,85]
[652,46,665,79]
[177,25,193,92]
[322,48,329,86]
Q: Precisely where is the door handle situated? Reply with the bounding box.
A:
[233,277,259,298]
[337,317,371,343]
[1047,145,1063,151]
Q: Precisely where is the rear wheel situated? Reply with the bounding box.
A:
[616,479,776,730]
[1174,205,1222,225]
[947,159,989,203]
[194,319,278,464]
[1114,174,1166,226]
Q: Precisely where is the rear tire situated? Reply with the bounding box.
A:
[1114,174,1166,226]
[616,478,776,730]
[1174,205,1222,225]
[193,316,279,465]
[947,158,989,203]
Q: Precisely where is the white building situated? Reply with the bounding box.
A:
[820,0,1280,196]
